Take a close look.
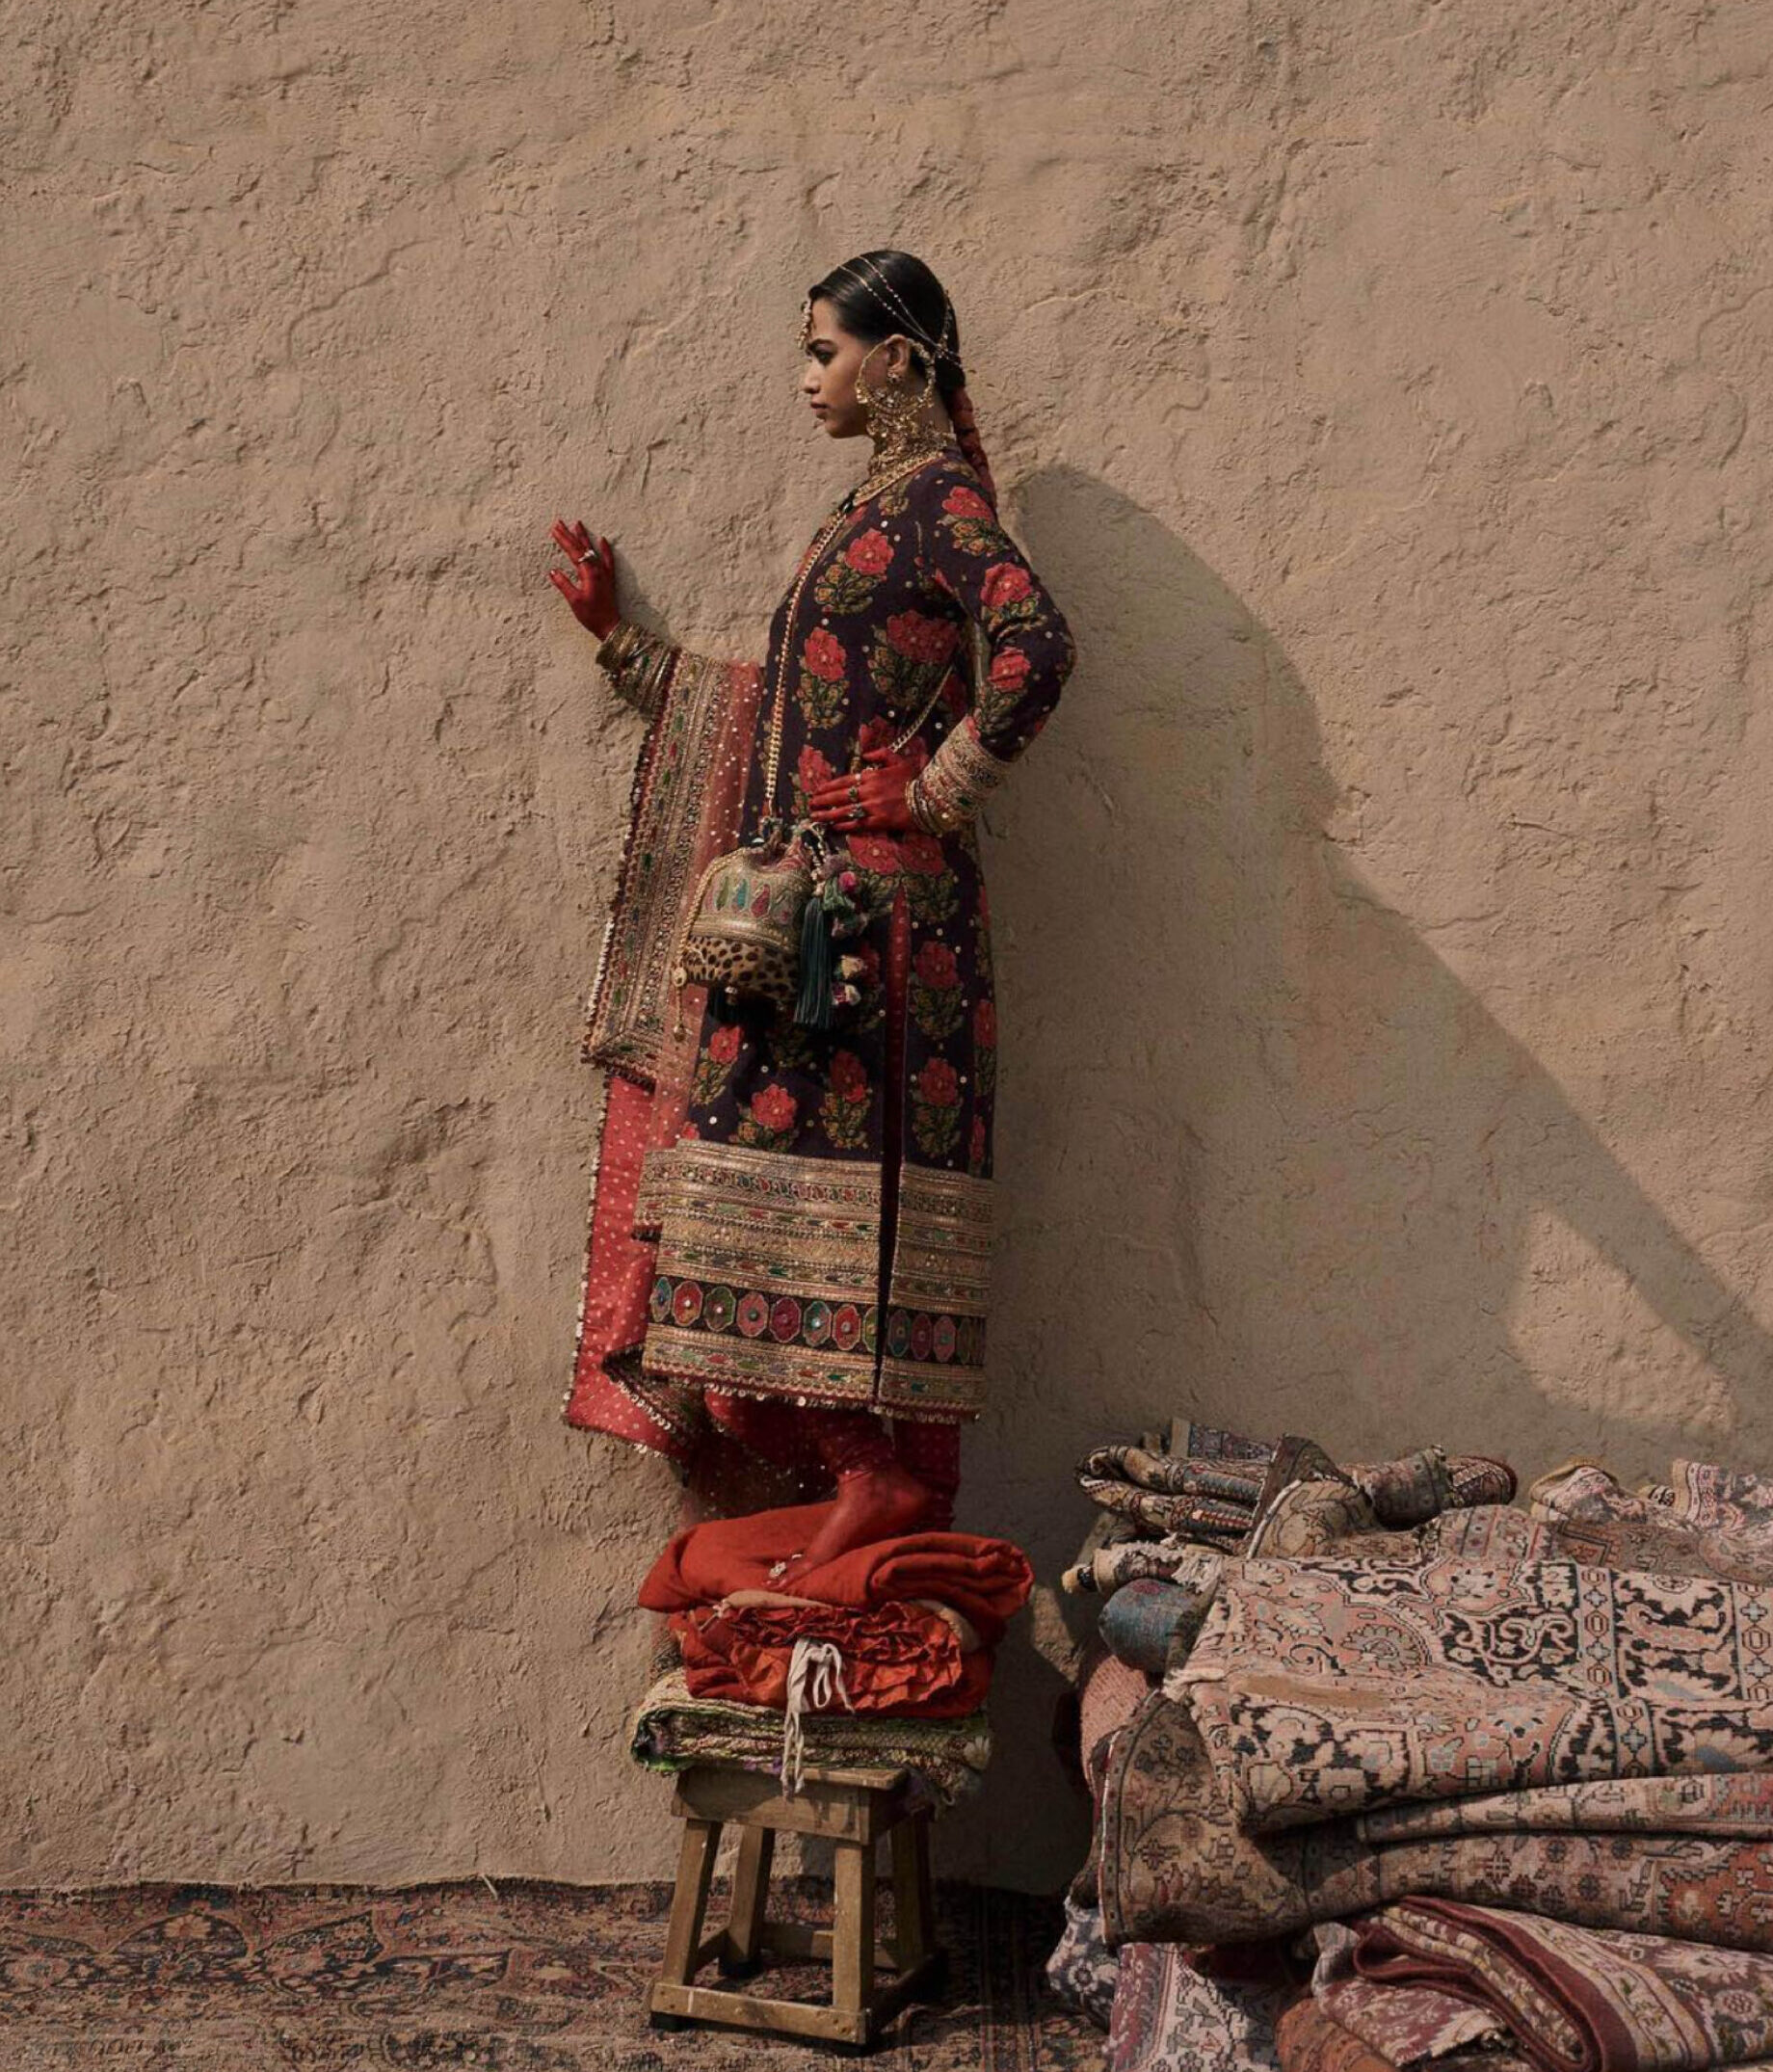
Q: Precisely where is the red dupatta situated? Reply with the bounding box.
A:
[566,647,764,1463]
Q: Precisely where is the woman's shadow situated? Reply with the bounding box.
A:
[938,465,1773,1889]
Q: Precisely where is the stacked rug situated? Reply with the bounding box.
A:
[1047,1428,1773,2072]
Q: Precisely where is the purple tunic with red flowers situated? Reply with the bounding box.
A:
[631,446,1072,1436]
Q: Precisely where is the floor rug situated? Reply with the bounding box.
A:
[0,1876,1100,2070]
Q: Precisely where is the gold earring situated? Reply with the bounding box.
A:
[857,339,938,471]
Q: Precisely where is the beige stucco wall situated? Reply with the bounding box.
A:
[5,0,1773,1895]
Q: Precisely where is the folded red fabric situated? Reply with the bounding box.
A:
[639,1504,1034,1645]
[671,1600,996,1716]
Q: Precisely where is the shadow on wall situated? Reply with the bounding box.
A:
[987,466,1773,1499]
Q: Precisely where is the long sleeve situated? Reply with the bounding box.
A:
[908,465,1074,831]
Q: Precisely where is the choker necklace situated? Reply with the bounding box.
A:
[846,441,954,514]
[862,427,954,487]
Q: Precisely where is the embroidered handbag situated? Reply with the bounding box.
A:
[677,823,826,1021]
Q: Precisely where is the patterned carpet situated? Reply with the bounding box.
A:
[0,1876,1101,2069]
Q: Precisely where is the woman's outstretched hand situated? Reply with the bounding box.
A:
[808,748,919,835]
[548,518,619,639]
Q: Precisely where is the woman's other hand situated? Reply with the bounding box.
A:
[808,747,919,834]
[548,518,619,639]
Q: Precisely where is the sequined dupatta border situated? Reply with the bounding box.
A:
[581,651,763,1083]
[568,650,763,1451]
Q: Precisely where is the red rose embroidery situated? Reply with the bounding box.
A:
[845,529,892,575]
[989,648,1031,692]
[916,1059,960,1107]
[856,716,896,757]
[943,486,993,520]
[980,563,1033,609]
[709,1022,742,1063]
[915,942,959,990]
[831,1051,868,1102]
[899,834,946,876]
[973,998,997,1049]
[886,612,959,666]
[846,834,901,871]
[803,627,846,681]
[797,744,834,795]
[751,1085,798,1131]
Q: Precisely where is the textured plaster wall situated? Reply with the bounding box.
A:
[5,0,1773,1895]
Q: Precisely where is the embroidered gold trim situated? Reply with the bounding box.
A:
[642,1333,879,1401]
[908,714,1012,833]
[880,1166,993,1419]
[639,1141,887,1406]
[582,650,754,1080]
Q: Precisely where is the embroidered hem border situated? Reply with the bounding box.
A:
[641,1141,882,1403]
[635,1140,993,1419]
[880,1164,992,1419]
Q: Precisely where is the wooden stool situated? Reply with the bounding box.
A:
[648,1761,946,2053]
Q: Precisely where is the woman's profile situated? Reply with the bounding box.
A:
[554,251,1073,1580]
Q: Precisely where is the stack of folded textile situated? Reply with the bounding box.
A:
[627,1501,1032,1803]
[1047,1422,1515,2028]
[1051,1432,1773,2072]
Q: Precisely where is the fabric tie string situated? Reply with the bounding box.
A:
[781,1638,854,1797]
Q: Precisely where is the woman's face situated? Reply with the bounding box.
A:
[800,297,910,439]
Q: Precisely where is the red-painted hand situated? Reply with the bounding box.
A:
[547,518,619,639]
[807,748,919,834]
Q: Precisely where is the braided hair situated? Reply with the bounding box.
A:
[807,250,998,508]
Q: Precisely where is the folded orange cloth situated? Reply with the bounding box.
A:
[639,1506,1034,1646]
[670,1600,997,1716]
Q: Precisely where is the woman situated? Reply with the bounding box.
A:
[553,251,1072,1576]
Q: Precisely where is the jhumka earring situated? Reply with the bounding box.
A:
[856,337,939,475]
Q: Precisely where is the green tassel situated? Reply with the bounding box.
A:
[795,884,835,1030]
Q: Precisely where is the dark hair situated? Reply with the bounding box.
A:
[807,250,966,398]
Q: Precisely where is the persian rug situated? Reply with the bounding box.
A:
[1098,1691,1773,1952]
[1080,1646,1153,1770]
[0,1877,1100,2071]
[1171,1554,1773,1831]
[1310,1920,1506,2064]
[1275,1997,1403,2072]
[1361,1771,1773,1844]
[1098,1578,1213,1676]
[1352,1899,1773,2072]
[1528,1462,1773,1585]
[1043,1895,1119,2029]
[1347,1451,1517,1528]
[1665,1462,1773,1537]
[1104,1938,1296,2072]
[629,1666,992,1804]
[1064,1537,1223,1601]
[1275,1995,1541,2072]
[1076,1457,1269,1543]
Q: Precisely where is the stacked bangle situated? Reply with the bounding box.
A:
[595,620,675,715]
[907,717,1010,835]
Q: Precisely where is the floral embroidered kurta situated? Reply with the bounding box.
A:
[615,446,1072,1435]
